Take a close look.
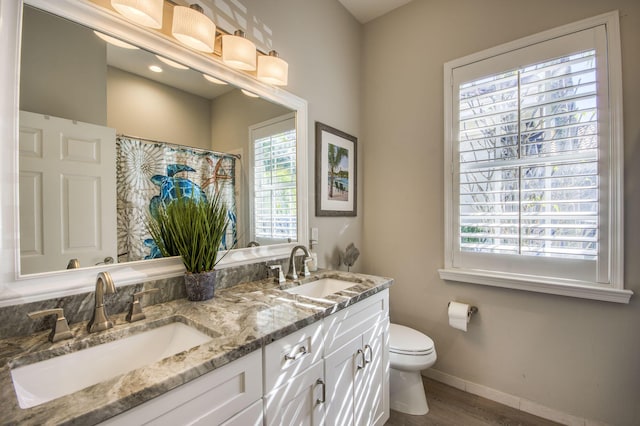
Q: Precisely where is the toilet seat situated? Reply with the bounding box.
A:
[389,323,434,356]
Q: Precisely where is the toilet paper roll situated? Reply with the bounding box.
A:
[448,301,471,332]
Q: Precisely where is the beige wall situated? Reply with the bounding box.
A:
[107,67,212,149]
[20,5,106,125]
[238,0,363,269]
[210,89,291,154]
[361,0,640,424]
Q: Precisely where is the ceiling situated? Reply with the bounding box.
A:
[338,0,413,23]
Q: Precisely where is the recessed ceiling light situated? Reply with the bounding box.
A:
[241,89,259,98]
[149,65,163,73]
[94,31,138,49]
[155,55,189,70]
[203,74,228,85]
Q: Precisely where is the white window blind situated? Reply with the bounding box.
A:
[252,115,297,242]
[441,12,629,302]
[458,50,598,260]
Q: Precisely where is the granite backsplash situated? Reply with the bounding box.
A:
[0,257,290,340]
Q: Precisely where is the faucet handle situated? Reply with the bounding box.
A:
[302,257,312,277]
[28,308,73,343]
[269,264,286,284]
[126,288,160,323]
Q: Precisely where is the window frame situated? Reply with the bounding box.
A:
[439,11,631,303]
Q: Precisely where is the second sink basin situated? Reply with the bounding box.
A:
[11,320,212,409]
[285,278,355,299]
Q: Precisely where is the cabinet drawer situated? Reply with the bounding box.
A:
[263,321,323,393]
[324,289,388,355]
[102,350,262,426]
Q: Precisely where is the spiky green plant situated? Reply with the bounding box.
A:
[147,192,230,274]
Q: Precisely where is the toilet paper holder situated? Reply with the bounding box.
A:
[448,302,478,316]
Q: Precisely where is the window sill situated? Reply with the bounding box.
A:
[438,268,632,304]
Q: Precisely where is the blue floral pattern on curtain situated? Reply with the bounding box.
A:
[116,136,237,262]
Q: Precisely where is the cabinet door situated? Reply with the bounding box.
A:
[324,335,361,426]
[265,360,325,426]
[219,399,263,426]
[355,319,389,426]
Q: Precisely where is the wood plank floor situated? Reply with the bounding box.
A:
[385,377,562,426]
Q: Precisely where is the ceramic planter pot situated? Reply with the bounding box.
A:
[184,270,216,301]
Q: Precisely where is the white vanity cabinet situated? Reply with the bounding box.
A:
[324,290,390,426]
[101,350,263,426]
[263,321,325,425]
[100,289,389,426]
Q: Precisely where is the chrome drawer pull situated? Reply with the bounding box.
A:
[356,349,365,370]
[284,345,307,361]
[316,378,326,404]
[364,344,373,365]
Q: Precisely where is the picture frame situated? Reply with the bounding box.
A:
[315,122,357,216]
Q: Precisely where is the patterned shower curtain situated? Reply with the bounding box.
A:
[116,136,237,262]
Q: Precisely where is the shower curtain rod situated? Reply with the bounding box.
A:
[117,133,241,160]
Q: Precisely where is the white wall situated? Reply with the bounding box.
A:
[361,0,640,425]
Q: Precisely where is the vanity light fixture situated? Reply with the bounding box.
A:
[111,0,163,29]
[171,4,216,53]
[203,74,228,85]
[241,89,259,98]
[257,50,288,86]
[155,55,189,70]
[149,65,163,73]
[222,30,257,71]
[93,31,139,49]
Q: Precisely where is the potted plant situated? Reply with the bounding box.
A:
[147,192,229,301]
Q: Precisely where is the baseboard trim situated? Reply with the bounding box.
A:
[423,369,607,426]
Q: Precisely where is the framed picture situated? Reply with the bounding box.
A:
[315,122,357,216]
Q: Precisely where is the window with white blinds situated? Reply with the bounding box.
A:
[458,50,598,260]
[251,115,297,243]
[441,13,628,302]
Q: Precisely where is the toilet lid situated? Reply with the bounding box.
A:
[389,323,434,355]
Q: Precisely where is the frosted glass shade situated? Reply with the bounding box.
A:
[172,5,216,53]
[222,31,256,71]
[257,51,288,86]
[111,0,163,29]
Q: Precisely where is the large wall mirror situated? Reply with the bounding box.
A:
[0,0,308,305]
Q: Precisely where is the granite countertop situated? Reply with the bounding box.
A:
[0,270,392,425]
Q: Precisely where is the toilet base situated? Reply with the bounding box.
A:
[389,368,429,415]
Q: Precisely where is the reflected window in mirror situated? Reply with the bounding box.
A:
[250,113,297,246]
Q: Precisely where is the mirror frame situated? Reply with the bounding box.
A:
[0,0,308,307]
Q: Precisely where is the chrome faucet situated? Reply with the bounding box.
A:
[287,245,312,281]
[87,271,116,333]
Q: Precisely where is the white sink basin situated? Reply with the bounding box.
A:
[285,278,355,299]
[11,321,212,409]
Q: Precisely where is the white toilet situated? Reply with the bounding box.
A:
[389,323,437,415]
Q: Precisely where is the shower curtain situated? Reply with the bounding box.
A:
[116,136,238,262]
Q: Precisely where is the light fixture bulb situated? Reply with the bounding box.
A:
[155,55,189,70]
[149,65,163,73]
[93,31,139,49]
[257,50,288,86]
[172,4,216,53]
[222,30,257,71]
[203,74,228,85]
[111,0,163,29]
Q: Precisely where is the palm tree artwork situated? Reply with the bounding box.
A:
[327,143,349,200]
